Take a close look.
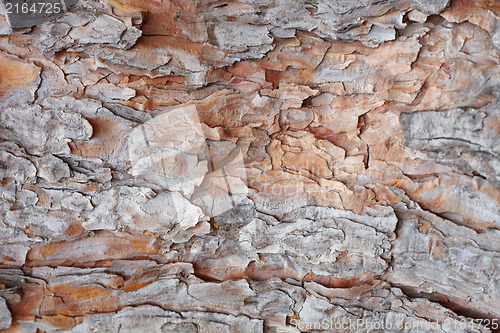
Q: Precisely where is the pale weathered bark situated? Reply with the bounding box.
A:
[0,0,500,332]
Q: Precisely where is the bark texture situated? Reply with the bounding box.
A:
[1,0,500,332]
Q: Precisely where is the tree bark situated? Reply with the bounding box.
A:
[1,0,500,331]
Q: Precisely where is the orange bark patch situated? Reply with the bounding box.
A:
[0,52,40,97]
[42,315,83,330]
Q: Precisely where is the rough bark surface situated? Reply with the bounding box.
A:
[0,0,500,332]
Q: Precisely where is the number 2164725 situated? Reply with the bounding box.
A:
[5,1,62,14]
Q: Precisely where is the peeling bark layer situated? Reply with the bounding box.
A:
[1,0,500,332]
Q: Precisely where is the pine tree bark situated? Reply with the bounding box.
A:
[1,0,500,331]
